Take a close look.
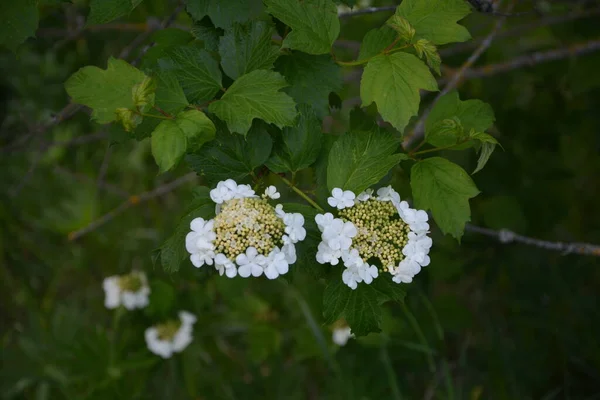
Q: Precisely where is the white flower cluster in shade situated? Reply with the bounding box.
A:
[332,326,354,346]
[102,271,150,310]
[186,179,306,280]
[316,186,432,290]
[145,311,197,359]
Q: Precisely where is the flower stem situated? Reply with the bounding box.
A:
[411,141,468,156]
[277,175,324,212]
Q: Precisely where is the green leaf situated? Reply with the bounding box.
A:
[132,76,156,112]
[426,91,495,137]
[414,38,441,75]
[0,0,38,52]
[191,20,221,53]
[87,0,143,26]
[208,70,297,136]
[115,108,142,132]
[151,120,187,173]
[394,0,471,45]
[266,104,322,174]
[358,26,397,61]
[156,190,214,273]
[154,69,189,114]
[264,0,340,55]
[323,277,407,336]
[142,28,194,67]
[186,121,273,184]
[275,52,342,117]
[361,52,438,133]
[219,21,281,80]
[158,45,222,104]
[65,57,149,124]
[151,110,215,172]
[426,117,464,147]
[410,157,480,240]
[327,129,404,193]
[186,0,264,29]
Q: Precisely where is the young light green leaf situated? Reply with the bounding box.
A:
[470,131,500,174]
[414,38,441,75]
[151,120,187,173]
[186,0,264,29]
[323,277,407,336]
[411,157,480,240]
[264,0,340,55]
[473,142,496,174]
[358,26,397,61]
[132,76,156,112]
[0,0,38,52]
[361,53,438,133]
[386,15,415,42]
[275,52,342,117]
[158,45,222,104]
[219,21,281,80]
[266,104,322,174]
[186,121,273,184]
[65,57,149,124]
[394,0,471,45]
[115,108,142,132]
[151,110,216,172]
[327,129,405,194]
[87,0,143,25]
[208,70,297,136]
[426,91,495,137]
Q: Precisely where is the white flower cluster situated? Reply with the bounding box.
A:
[316,186,432,290]
[186,179,306,280]
[103,271,150,310]
[145,311,197,359]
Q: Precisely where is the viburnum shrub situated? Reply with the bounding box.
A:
[60,0,497,337]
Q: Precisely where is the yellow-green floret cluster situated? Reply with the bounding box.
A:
[213,197,285,259]
[338,199,410,272]
[118,273,144,292]
[156,320,182,340]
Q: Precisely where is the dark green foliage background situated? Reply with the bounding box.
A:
[1,0,600,399]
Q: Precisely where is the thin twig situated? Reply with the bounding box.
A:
[68,172,197,241]
[466,224,600,256]
[338,5,397,18]
[440,6,600,57]
[457,38,600,80]
[404,1,513,149]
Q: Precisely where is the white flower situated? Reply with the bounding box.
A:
[332,326,354,346]
[322,219,357,250]
[342,267,361,290]
[263,185,280,199]
[102,271,150,310]
[356,188,373,202]
[327,188,356,210]
[145,311,197,359]
[376,186,400,203]
[187,180,306,280]
[264,248,289,279]
[215,253,238,278]
[236,247,267,278]
[283,213,306,243]
[315,212,335,230]
[315,185,433,289]
[316,241,342,265]
[282,243,297,264]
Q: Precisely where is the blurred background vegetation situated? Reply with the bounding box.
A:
[1,0,600,399]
